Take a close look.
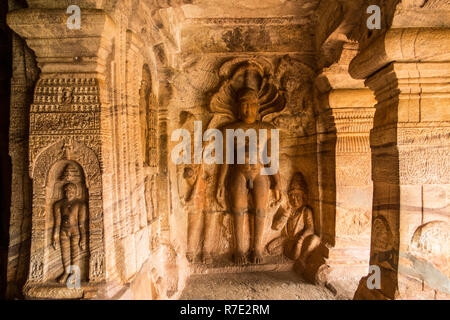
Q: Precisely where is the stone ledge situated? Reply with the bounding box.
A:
[190,256,294,275]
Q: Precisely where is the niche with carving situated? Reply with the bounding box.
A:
[46,161,89,283]
[25,140,105,298]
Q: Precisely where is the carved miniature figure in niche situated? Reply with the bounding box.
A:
[57,86,74,105]
[52,164,88,284]
[266,173,320,268]
[216,88,282,265]
[371,215,397,271]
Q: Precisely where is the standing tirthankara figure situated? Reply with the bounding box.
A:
[52,182,87,284]
[267,172,320,268]
[216,88,282,265]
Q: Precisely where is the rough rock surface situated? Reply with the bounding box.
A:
[180,271,336,300]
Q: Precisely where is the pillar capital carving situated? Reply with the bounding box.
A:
[7,8,117,74]
[349,28,450,80]
[365,61,450,129]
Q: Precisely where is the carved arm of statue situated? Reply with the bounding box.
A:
[177,167,187,207]
[190,165,204,202]
[266,131,282,203]
[52,202,61,250]
[78,202,87,250]
[294,207,315,245]
[178,165,203,207]
[271,206,289,231]
[216,127,228,210]
[271,172,282,205]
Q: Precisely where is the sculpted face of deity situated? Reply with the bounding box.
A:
[288,189,305,209]
[288,173,308,210]
[63,183,77,202]
[237,88,259,124]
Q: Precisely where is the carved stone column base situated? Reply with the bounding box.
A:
[353,276,392,300]
[23,282,105,300]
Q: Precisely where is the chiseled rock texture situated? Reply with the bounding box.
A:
[1,0,449,300]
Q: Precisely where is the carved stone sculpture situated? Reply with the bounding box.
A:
[52,164,88,284]
[266,172,320,268]
[179,163,206,262]
[216,87,282,265]
[176,112,219,264]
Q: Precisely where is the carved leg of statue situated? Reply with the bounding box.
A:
[233,213,247,265]
[299,235,321,262]
[289,238,304,260]
[284,239,297,260]
[71,232,80,265]
[57,230,71,284]
[187,210,204,263]
[266,236,285,256]
[202,212,220,264]
[252,175,270,264]
[229,171,249,265]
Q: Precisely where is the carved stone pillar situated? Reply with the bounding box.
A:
[8,8,117,298]
[350,28,450,299]
[323,89,376,294]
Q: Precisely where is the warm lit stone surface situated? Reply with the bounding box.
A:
[2,0,449,300]
[180,272,336,300]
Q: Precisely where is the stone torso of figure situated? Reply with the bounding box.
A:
[54,199,85,234]
[284,205,314,239]
[223,120,275,174]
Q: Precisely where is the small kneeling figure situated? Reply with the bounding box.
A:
[267,173,320,267]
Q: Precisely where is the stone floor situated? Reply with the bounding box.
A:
[180,271,337,300]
